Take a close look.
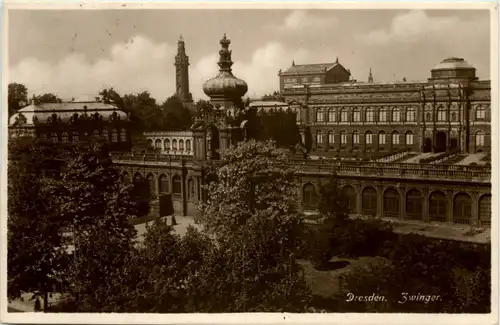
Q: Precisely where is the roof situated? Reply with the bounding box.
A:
[432,57,475,71]
[249,101,289,107]
[283,62,339,74]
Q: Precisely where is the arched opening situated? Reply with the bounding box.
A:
[133,173,143,184]
[423,138,432,153]
[453,193,472,225]
[302,183,317,211]
[146,173,156,197]
[147,139,153,148]
[383,188,400,219]
[158,174,169,194]
[155,139,162,149]
[405,189,423,220]
[479,195,491,227]
[172,175,182,197]
[435,132,447,153]
[341,185,357,214]
[362,187,377,217]
[429,191,447,222]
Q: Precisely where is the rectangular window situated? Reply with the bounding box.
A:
[379,111,387,122]
[379,133,386,145]
[353,111,361,122]
[353,133,360,144]
[341,133,347,144]
[392,133,399,145]
[366,133,373,144]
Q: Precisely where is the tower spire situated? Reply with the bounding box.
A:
[368,68,373,83]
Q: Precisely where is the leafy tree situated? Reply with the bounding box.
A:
[33,93,63,104]
[196,139,312,311]
[8,83,28,116]
[160,96,193,131]
[7,137,70,311]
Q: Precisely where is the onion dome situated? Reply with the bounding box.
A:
[202,34,248,100]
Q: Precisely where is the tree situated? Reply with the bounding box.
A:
[7,137,70,311]
[196,139,312,311]
[33,93,63,104]
[160,96,193,131]
[55,140,138,311]
[8,83,28,116]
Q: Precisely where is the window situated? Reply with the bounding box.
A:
[353,131,360,145]
[102,129,108,141]
[51,133,58,143]
[405,131,414,145]
[476,131,485,147]
[379,108,387,122]
[476,105,486,120]
[120,129,127,142]
[437,107,447,121]
[406,189,423,220]
[353,108,361,122]
[155,139,162,149]
[366,108,375,122]
[340,131,347,144]
[362,187,378,217]
[365,131,373,144]
[378,131,386,145]
[172,175,182,196]
[172,139,178,151]
[179,139,185,151]
[72,132,79,142]
[159,174,169,194]
[328,131,335,148]
[316,108,324,122]
[479,195,491,227]
[453,193,472,224]
[164,139,170,150]
[392,108,401,122]
[147,174,155,196]
[328,108,336,122]
[61,132,69,143]
[383,188,400,219]
[429,191,447,222]
[186,139,191,151]
[303,183,317,210]
[316,131,324,144]
[392,131,400,145]
[340,109,348,122]
[112,129,118,142]
[406,107,416,122]
[93,130,100,137]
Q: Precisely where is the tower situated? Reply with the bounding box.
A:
[175,35,193,104]
[368,68,374,83]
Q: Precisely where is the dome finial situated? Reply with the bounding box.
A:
[218,33,233,72]
[180,34,183,41]
[336,57,339,63]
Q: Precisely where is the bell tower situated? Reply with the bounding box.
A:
[175,35,193,104]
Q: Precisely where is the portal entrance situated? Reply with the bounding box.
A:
[435,132,447,153]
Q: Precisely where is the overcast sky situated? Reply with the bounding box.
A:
[8,9,490,102]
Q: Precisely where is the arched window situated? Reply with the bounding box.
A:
[172,139,178,151]
[179,139,185,151]
[328,108,336,122]
[328,131,335,148]
[51,133,58,143]
[164,139,171,151]
[112,129,118,142]
[392,131,400,145]
[353,130,360,145]
[352,108,361,122]
[406,107,416,122]
[405,189,423,220]
[429,191,447,222]
[365,108,375,122]
[365,131,373,145]
[341,186,357,213]
[172,175,182,196]
[146,173,155,196]
[120,129,127,142]
[340,108,348,122]
[147,139,153,148]
[391,107,400,122]
[479,195,491,227]
[362,187,378,217]
[72,132,79,142]
[316,130,324,145]
[155,139,162,149]
[340,130,347,144]
[437,107,447,121]
[186,139,192,151]
[303,183,317,210]
[476,130,485,147]
[187,178,195,200]
[405,131,414,145]
[453,193,472,225]
[61,132,69,143]
[102,129,108,141]
[379,108,387,122]
[158,174,169,194]
[378,131,386,145]
[475,105,486,120]
[383,188,400,218]
[316,107,324,122]
[133,173,143,185]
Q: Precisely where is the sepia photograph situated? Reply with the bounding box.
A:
[1,2,497,324]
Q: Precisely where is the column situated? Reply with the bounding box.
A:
[376,185,384,218]
[446,190,454,223]
[356,185,363,216]
[471,193,479,227]
[399,187,406,220]
[422,189,430,222]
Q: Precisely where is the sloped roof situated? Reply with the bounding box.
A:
[283,63,339,74]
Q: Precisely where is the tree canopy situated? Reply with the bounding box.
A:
[8,83,28,116]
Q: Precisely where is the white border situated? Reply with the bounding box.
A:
[1,2,498,325]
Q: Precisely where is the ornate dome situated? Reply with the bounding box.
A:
[202,34,248,100]
[432,57,474,71]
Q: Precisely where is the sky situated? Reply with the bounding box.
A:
[8,9,491,103]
